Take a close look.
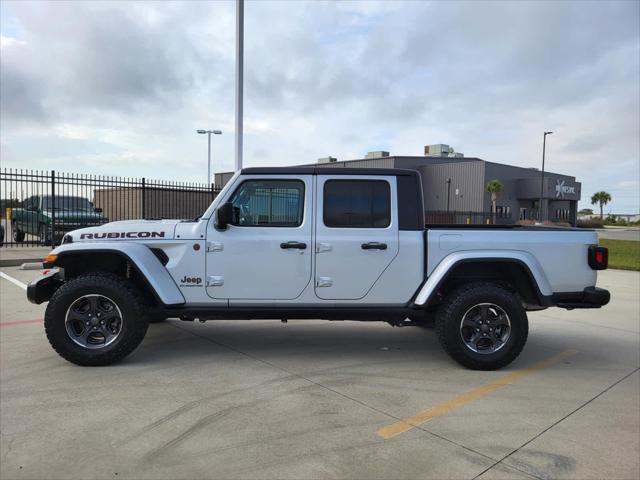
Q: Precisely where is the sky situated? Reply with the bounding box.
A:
[1,0,639,213]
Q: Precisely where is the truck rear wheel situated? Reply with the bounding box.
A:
[436,282,528,370]
[44,272,149,366]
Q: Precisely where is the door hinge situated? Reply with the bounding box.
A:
[316,242,332,253]
[206,275,224,287]
[207,241,224,252]
[316,277,333,287]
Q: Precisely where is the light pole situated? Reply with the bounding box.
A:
[539,131,553,222]
[235,0,244,171]
[197,129,222,185]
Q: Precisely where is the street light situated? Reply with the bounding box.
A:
[235,0,244,171]
[539,131,553,222]
[197,129,222,185]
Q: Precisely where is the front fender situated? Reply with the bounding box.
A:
[413,250,553,307]
[49,242,185,306]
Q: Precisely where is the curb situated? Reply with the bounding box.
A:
[20,262,44,270]
[0,259,43,268]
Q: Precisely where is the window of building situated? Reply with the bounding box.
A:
[495,206,511,216]
[555,208,570,220]
[323,180,391,228]
[228,180,305,227]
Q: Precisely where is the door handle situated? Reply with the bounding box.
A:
[361,242,387,250]
[280,241,307,250]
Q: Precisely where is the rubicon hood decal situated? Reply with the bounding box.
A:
[80,231,166,239]
[68,219,180,241]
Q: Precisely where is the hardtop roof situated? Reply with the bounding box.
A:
[240,166,420,177]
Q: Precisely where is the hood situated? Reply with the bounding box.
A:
[66,219,180,242]
[45,210,106,222]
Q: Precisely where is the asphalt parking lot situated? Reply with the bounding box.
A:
[1,267,638,480]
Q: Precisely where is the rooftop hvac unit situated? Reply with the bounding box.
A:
[364,151,390,159]
[318,156,337,164]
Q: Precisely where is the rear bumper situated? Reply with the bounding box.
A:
[553,287,611,309]
[26,270,63,305]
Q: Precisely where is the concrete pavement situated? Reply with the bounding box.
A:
[0,268,638,479]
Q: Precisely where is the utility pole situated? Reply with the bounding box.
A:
[539,131,553,222]
[235,0,244,171]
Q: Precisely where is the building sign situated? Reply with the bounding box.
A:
[555,180,576,199]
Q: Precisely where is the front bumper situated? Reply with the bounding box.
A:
[553,287,611,309]
[26,270,63,305]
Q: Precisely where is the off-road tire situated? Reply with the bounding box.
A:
[12,221,25,242]
[436,282,528,370]
[45,272,149,366]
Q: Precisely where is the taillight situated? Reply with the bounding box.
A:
[588,245,608,270]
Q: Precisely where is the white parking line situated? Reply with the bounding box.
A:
[0,272,28,291]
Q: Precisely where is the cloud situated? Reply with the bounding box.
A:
[0,0,638,212]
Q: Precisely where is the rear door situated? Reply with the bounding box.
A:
[314,175,399,300]
[206,175,313,300]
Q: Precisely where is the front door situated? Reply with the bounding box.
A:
[314,175,399,300]
[205,175,312,300]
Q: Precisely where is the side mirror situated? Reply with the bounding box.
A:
[94,207,103,213]
[215,202,234,230]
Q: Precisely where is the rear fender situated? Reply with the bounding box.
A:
[413,250,552,307]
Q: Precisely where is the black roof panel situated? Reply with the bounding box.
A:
[241,166,419,177]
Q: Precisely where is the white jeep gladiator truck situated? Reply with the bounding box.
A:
[28,167,610,369]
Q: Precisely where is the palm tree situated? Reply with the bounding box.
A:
[591,191,612,219]
[486,179,504,216]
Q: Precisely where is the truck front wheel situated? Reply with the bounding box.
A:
[44,273,149,366]
[436,282,528,370]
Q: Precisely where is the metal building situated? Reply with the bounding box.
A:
[215,145,582,225]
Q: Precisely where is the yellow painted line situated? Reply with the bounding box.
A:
[377,349,578,439]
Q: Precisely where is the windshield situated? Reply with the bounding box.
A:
[42,196,93,211]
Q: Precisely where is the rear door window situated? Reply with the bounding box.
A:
[323,180,391,228]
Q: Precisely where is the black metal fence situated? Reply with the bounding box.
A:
[0,169,221,247]
[425,210,513,225]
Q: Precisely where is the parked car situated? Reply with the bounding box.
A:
[11,195,108,245]
[28,167,609,368]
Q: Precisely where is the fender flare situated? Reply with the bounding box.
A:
[413,250,553,307]
[50,242,185,306]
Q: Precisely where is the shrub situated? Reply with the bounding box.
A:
[577,218,604,228]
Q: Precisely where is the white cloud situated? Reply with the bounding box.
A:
[0,35,25,48]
